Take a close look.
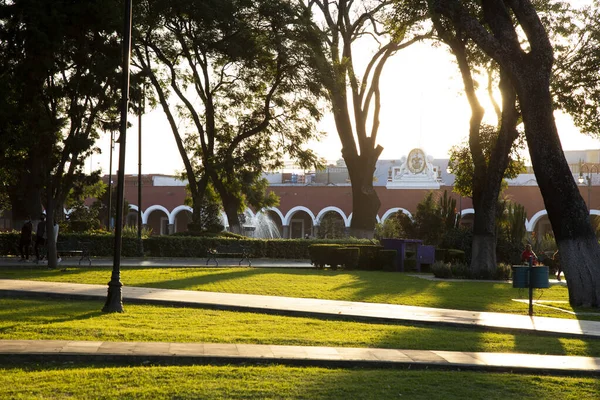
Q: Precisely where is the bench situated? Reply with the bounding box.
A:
[206,243,252,266]
[57,241,92,266]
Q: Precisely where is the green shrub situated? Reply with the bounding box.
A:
[403,259,417,271]
[435,248,447,262]
[431,261,452,278]
[308,244,344,268]
[446,249,466,263]
[347,244,384,270]
[450,262,470,279]
[337,247,360,270]
[0,232,19,255]
[494,263,512,280]
[378,249,397,271]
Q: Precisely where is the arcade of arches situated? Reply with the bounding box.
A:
[105,174,600,241]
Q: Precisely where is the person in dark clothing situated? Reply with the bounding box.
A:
[34,214,47,263]
[19,216,33,261]
[553,250,562,281]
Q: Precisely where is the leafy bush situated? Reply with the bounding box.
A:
[403,259,417,271]
[494,263,512,280]
[431,261,452,278]
[450,262,470,278]
[308,244,344,268]
[336,247,360,270]
[378,249,397,271]
[347,244,384,270]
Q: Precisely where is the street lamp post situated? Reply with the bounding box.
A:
[103,0,132,313]
[578,163,599,209]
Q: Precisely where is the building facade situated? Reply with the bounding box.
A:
[102,148,600,239]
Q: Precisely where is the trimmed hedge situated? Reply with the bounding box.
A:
[337,247,360,270]
[308,244,344,268]
[378,249,397,271]
[0,232,374,260]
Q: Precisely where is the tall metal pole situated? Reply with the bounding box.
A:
[103,0,132,313]
[137,85,144,249]
[588,175,592,208]
[107,131,114,230]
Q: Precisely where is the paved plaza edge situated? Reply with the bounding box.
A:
[1,340,599,375]
[2,279,600,339]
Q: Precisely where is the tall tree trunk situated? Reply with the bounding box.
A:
[346,152,381,238]
[222,196,242,235]
[517,79,600,307]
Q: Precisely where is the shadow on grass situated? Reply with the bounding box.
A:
[0,298,103,326]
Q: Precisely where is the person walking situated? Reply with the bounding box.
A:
[521,244,538,265]
[34,214,47,263]
[19,216,33,262]
[553,250,562,281]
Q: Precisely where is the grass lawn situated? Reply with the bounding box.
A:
[0,265,597,320]
[2,266,600,398]
[1,363,598,400]
[2,298,600,357]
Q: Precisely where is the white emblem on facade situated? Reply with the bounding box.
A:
[387,148,441,189]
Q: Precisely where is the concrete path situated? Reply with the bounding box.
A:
[1,279,600,339]
[1,339,599,375]
[0,256,313,268]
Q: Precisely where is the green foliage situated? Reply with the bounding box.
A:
[390,191,459,246]
[336,247,360,270]
[448,124,526,198]
[431,261,453,279]
[122,225,152,239]
[348,244,385,271]
[378,249,397,271]
[308,244,344,269]
[0,0,123,220]
[439,190,458,231]
[135,0,325,230]
[501,201,528,245]
[432,260,511,281]
[374,217,401,239]
[185,184,224,234]
[62,202,103,233]
[317,212,346,239]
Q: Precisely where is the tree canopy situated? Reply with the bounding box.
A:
[134,0,325,233]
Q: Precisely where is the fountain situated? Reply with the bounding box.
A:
[242,211,281,239]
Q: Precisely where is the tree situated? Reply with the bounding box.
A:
[0,0,123,267]
[448,125,525,198]
[433,0,600,307]
[184,183,223,234]
[303,0,430,238]
[134,0,324,234]
[386,191,458,245]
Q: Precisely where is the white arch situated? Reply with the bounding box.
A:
[348,212,383,227]
[315,206,349,227]
[461,208,475,217]
[142,204,170,225]
[171,205,193,224]
[526,209,547,232]
[591,209,600,217]
[283,206,316,226]
[258,207,285,224]
[380,207,413,222]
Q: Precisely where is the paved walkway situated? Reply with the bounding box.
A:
[2,279,599,338]
[0,256,313,268]
[1,266,599,374]
[2,339,599,375]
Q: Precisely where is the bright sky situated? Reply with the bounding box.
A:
[90,31,599,176]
